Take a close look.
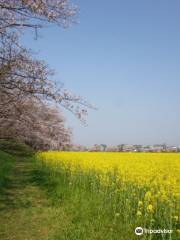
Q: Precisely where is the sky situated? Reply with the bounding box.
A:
[22,0,180,146]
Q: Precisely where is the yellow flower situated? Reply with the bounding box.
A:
[145,191,152,202]
[173,216,178,221]
[37,151,180,223]
[138,201,143,207]
[147,204,153,213]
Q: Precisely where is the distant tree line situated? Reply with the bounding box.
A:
[71,144,180,152]
[0,0,92,150]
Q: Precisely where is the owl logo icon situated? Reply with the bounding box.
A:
[135,227,143,236]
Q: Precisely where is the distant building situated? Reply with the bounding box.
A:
[106,146,118,152]
[121,144,135,152]
[166,146,177,152]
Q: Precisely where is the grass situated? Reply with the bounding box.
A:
[0,150,71,240]
[0,150,15,192]
[0,147,179,240]
[37,152,180,240]
[0,139,34,156]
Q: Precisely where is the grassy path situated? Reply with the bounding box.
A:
[0,156,70,240]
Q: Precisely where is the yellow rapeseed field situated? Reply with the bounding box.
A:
[37,152,180,238]
[38,152,179,197]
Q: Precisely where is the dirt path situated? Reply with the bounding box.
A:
[0,157,69,240]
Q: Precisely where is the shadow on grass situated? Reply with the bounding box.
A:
[30,167,60,201]
[0,157,49,211]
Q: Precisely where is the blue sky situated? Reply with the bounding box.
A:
[23,0,180,146]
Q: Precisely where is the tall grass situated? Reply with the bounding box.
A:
[0,151,15,190]
[36,152,180,240]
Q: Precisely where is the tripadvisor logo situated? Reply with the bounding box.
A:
[135,227,143,236]
[135,227,173,236]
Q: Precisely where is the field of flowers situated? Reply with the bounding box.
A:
[37,152,180,240]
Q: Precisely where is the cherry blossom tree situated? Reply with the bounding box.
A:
[0,97,72,150]
[0,1,93,149]
[0,0,93,121]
